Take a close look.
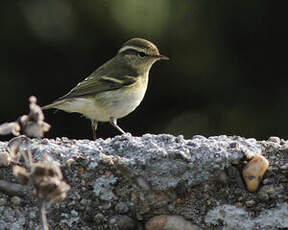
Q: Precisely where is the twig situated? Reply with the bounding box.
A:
[40,202,49,230]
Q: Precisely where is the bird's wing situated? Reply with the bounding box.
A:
[59,59,138,100]
[59,74,136,100]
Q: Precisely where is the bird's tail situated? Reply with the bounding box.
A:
[42,100,65,110]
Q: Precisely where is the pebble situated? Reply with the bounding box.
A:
[242,155,269,192]
[258,185,276,201]
[235,202,243,208]
[0,198,6,206]
[94,213,106,224]
[215,170,228,184]
[109,215,136,230]
[262,178,272,185]
[71,210,78,217]
[231,159,240,165]
[145,215,202,230]
[245,200,255,207]
[115,202,130,214]
[80,199,90,206]
[280,163,288,170]
[65,158,76,167]
[260,185,275,194]
[11,196,21,205]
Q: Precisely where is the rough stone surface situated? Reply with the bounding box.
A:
[0,134,288,229]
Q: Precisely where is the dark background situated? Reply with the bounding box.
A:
[0,0,287,141]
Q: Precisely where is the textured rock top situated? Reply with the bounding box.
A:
[1,134,288,230]
[3,134,262,190]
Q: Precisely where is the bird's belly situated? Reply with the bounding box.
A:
[59,77,148,122]
[94,81,148,121]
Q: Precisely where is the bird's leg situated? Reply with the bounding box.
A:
[91,120,98,140]
[109,117,126,134]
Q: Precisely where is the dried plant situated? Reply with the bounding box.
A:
[0,96,70,230]
[0,96,50,138]
[12,152,70,230]
[0,148,11,167]
[0,121,20,136]
[13,155,70,203]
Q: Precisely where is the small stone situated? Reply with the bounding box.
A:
[235,202,243,208]
[258,192,269,201]
[258,185,275,201]
[145,215,201,230]
[71,210,78,217]
[176,198,185,205]
[262,178,271,185]
[242,155,269,192]
[280,164,288,170]
[245,200,255,207]
[206,199,212,205]
[11,196,21,205]
[115,202,129,214]
[167,204,175,212]
[65,158,75,167]
[260,185,275,194]
[231,159,240,165]
[94,213,106,224]
[215,170,228,184]
[80,199,90,206]
[99,201,112,210]
[234,188,243,196]
[109,215,136,230]
[0,198,7,205]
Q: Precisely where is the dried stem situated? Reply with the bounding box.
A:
[40,202,49,230]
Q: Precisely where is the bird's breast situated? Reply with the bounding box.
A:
[92,74,149,121]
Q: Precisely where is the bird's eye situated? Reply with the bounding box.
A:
[138,52,146,57]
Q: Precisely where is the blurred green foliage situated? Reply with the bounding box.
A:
[0,0,287,140]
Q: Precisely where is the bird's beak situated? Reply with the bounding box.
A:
[153,54,169,60]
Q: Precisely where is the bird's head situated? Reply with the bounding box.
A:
[117,38,169,73]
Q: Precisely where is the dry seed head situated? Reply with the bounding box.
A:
[0,149,11,167]
[13,154,70,203]
[0,122,20,136]
[29,156,69,202]
[21,96,50,138]
[7,136,33,166]
[0,96,50,138]
[13,165,30,185]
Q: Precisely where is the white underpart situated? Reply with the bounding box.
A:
[56,75,149,122]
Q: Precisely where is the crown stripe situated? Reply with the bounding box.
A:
[118,45,143,54]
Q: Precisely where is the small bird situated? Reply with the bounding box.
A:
[43,38,169,139]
